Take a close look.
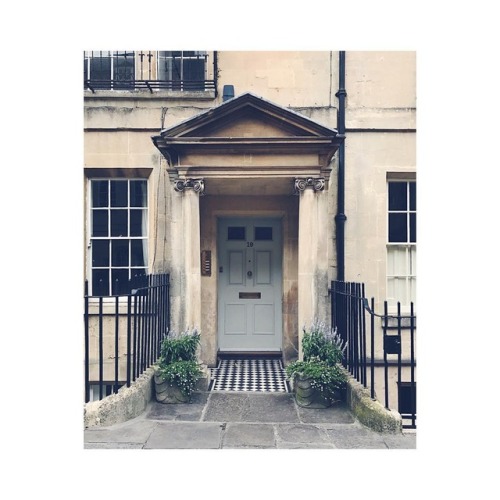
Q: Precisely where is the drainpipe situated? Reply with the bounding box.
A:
[335,51,347,281]
[213,51,218,98]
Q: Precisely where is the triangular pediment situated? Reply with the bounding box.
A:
[151,93,344,173]
[157,92,339,139]
[185,110,306,139]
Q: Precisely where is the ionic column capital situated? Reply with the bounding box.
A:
[294,177,325,194]
[173,178,205,195]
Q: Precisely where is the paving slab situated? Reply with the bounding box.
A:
[276,423,333,448]
[241,393,300,423]
[144,421,223,449]
[277,442,337,449]
[84,420,157,445]
[297,402,355,424]
[323,423,390,449]
[381,433,417,449]
[203,393,248,422]
[146,393,209,421]
[222,423,276,448]
[84,442,144,449]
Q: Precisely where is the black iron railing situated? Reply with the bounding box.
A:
[331,280,417,429]
[84,273,170,403]
[83,51,216,93]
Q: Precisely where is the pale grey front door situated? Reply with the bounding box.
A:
[217,217,282,351]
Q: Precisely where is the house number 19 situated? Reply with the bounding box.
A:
[246,242,254,247]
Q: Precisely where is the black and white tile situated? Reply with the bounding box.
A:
[210,358,289,393]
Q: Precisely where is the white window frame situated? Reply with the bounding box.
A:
[87,178,149,297]
[386,179,416,311]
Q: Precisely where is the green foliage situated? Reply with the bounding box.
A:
[286,358,347,392]
[302,319,347,364]
[286,320,348,403]
[160,328,200,364]
[157,329,202,398]
[157,360,203,398]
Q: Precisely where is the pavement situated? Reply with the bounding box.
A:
[84,391,416,449]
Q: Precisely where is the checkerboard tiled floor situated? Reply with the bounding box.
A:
[209,358,289,393]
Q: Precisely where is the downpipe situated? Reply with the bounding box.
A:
[335,51,347,281]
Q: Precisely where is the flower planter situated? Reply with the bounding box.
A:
[293,374,345,409]
[154,373,190,404]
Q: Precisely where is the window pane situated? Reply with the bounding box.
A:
[130,180,147,207]
[92,269,109,296]
[183,59,205,81]
[130,209,146,236]
[131,268,147,282]
[89,55,111,81]
[255,227,273,240]
[110,180,128,207]
[114,52,135,89]
[112,240,129,266]
[387,277,408,307]
[92,210,108,237]
[92,180,108,208]
[410,213,416,243]
[409,182,416,211]
[388,213,407,242]
[228,227,245,240]
[110,210,128,236]
[391,276,408,305]
[92,239,109,267]
[171,58,182,80]
[387,277,396,306]
[158,52,170,80]
[387,246,407,275]
[111,269,129,295]
[160,51,181,57]
[131,240,147,266]
[388,182,407,211]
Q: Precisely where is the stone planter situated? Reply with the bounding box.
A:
[154,373,190,404]
[293,374,344,409]
[154,365,210,404]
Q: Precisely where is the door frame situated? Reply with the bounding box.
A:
[216,216,283,353]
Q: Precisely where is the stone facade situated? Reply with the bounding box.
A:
[84,51,416,371]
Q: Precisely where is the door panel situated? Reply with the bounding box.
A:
[229,251,244,284]
[255,251,271,284]
[224,304,246,335]
[218,217,282,351]
[254,304,275,335]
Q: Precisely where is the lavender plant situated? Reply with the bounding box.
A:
[286,320,348,404]
[157,328,202,399]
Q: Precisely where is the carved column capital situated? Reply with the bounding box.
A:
[173,178,205,195]
[294,177,325,194]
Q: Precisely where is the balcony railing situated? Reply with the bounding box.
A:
[84,51,216,93]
